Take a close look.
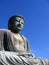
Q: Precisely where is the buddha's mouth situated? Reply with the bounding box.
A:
[17,27,22,30]
[17,25,22,29]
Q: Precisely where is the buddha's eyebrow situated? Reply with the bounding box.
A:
[15,18,21,21]
[15,20,19,22]
[15,19,24,23]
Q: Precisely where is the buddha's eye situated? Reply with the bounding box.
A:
[15,20,19,22]
[21,22,24,24]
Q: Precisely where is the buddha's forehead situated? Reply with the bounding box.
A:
[15,17,24,22]
[15,17,22,20]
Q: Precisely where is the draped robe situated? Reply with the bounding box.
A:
[0,29,49,65]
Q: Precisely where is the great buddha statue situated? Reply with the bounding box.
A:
[0,15,49,65]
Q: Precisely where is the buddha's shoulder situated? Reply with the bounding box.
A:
[0,29,11,33]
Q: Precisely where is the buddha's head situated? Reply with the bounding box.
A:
[8,15,24,33]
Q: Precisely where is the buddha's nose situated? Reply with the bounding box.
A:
[18,24,21,27]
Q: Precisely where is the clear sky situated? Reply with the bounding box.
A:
[0,0,49,58]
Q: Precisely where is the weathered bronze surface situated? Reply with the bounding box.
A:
[0,15,49,65]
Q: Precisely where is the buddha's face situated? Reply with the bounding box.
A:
[12,16,24,32]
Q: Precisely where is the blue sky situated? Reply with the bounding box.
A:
[0,0,49,58]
